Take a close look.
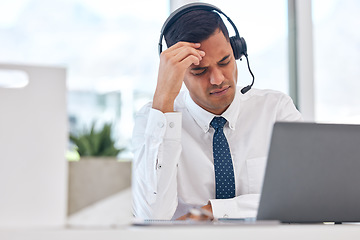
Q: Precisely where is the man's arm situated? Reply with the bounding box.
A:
[132,106,182,219]
[132,42,205,219]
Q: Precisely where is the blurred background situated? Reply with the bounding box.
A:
[0,0,359,157]
[0,0,359,226]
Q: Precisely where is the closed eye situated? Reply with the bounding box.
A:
[191,67,207,76]
[219,60,231,66]
[192,69,207,76]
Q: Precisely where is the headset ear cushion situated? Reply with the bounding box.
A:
[230,36,247,60]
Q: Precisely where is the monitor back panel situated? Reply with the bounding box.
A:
[0,64,67,227]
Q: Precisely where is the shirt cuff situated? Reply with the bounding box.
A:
[209,198,238,219]
[209,194,260,219]
[164,112,182,140]
[145,108,182,140]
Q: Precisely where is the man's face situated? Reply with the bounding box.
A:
[184,29,238,115]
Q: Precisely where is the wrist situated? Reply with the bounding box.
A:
[152,92,176,113]
[202,202,213,213]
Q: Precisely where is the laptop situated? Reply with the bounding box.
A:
[256,122,360,223]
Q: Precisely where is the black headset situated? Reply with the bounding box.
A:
[158,2,255,94]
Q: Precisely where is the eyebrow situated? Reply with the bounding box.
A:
[218,54,230,63]
[191,54,231,71]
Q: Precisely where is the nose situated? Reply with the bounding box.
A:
[209,67,225,86]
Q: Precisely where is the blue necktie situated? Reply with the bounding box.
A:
[210,117,235,199]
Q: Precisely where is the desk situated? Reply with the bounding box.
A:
[1,224,359,240]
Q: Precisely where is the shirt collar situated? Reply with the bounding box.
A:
[185,87,242,133]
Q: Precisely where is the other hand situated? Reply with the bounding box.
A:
[177,203,213,221]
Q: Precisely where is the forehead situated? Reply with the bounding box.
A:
[198,29,232,63]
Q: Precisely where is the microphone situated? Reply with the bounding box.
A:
[240,54,255,94]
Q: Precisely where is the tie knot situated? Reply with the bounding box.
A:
[210,117,227,130]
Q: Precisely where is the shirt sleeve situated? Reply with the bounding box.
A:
[131,103,182,219]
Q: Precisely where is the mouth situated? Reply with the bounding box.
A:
[210,86,230,96]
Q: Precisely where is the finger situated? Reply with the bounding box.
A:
[176,213,191,221]
[165,42,201,53]
[160,50,204,73]
[179,54,203,68]
[173,46,206,69]
[188,208,212,221]
[176,51,204,67]
[164,45,205,65]
[163,42,204,61]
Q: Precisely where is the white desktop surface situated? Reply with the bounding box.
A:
[0,224,360,240]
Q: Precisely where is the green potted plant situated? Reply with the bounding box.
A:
[69,122,124,159]
[67,122,131,216]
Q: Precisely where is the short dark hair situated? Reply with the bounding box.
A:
[164,9,229,48]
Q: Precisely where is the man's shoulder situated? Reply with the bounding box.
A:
[246,87,288,97]
[240,87,291,102]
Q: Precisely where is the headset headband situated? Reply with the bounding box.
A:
[158,2,240,55]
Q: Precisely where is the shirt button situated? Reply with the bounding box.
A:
[157,122,164,128]
[169,122,175,128]
[158,164,162,169]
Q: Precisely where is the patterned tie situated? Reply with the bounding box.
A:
[210,117,235,199]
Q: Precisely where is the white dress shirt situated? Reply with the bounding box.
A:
[132,87,302,220]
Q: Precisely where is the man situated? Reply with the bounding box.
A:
[132,3,302,220]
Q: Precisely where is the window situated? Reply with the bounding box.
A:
[313,0,360,123]
[0,0,169,156]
